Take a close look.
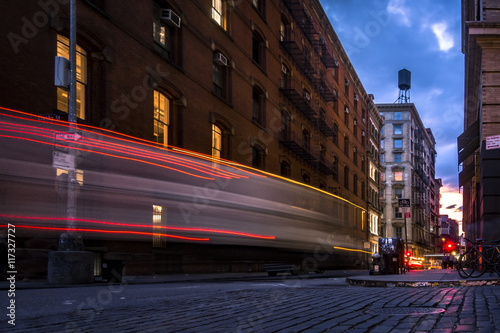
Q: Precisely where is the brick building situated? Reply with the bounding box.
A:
[460,0,500,241]
[377,103,438,259]
[0,0,382,274]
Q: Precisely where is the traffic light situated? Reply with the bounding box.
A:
[445,241,455,252]
[405,251,412,257]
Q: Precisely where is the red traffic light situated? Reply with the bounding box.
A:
[405,251,412,257]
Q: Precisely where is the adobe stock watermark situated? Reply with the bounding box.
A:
[343,9,391,56]
[7,0,69,54]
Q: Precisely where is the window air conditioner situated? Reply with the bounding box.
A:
[281,64,287,74]
[214,52,228,66]
[161,9,181,28]
[304,92,311,101]
[345,108,349,113]
[354,94,359,101]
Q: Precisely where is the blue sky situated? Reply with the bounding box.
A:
[320,0,464,218]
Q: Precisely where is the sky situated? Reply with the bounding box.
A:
[319,0,463,222]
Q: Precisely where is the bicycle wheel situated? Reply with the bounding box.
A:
[458,249,487,278]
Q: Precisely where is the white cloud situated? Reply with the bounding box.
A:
[431,22,454,52]
[387,0,411,27]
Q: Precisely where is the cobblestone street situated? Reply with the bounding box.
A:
[3,276,500,332]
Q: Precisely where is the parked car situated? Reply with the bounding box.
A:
[407,259,423,269]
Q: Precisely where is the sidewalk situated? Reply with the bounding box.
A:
[347,268,500,287]
[2,268,499,289]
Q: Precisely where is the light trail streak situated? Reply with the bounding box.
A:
[333,246,372,254]
[0,215,276,240]
[0,224,210,241]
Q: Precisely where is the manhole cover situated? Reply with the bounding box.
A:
[364,307,445,315]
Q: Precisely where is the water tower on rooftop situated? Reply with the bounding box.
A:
[397,68,411,103]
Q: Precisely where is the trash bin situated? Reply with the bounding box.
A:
[102,260,123,282]
[378,238,404,274]
[369,253,382,275]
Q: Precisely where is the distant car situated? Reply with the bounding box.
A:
[408,260,423,269]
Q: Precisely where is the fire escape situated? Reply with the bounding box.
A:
[279,0,339,178]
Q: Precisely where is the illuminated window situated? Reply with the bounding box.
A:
[56,35,87,120]
[212,0,227,30]
[153,205,165,247]
[394,188,403,199]
[212,124,222,158]
[154,91,170,146]
[394,171,403,181]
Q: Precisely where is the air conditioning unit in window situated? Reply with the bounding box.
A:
[161,9,181,28]
[214,52,228,66]
[354,94,359,101]
[281,64,287,74]
[304,92,311,101]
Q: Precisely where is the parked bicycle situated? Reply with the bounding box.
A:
[457,237,500,278]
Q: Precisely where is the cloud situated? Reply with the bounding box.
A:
[431,22,454,52]
[387,0,411,27]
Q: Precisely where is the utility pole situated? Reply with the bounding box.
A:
[48,0,93,284]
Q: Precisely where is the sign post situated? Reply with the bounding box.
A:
[398,198,411,268]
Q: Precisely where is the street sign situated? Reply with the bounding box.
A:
[486,134,500,150]
[55,133,81,141]
[398,198,411,207]
[404,212,411,219]
[53,151,75,170]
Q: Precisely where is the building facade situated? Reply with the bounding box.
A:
[460,0,500,241]
[377,103,438,259]
[0,0,382,275]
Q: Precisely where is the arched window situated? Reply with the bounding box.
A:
[252,85,265,126]
[212,124,222,158]
[56,35,87,120]
[154,90,170,147]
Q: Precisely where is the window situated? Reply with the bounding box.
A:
[280,16,290,42]
[381,153,384,163]
[212,0,227,30]
[333,156,338,181]
[394,171,403,181]
[381,139,384,149]
[394,188,403,199]
[394,138,402,149]
[153,5,180,62]
[154,90,170,146]
[395,226,402,238]
[56,35,87,120]
[153,205,165,247]
[344,166,349,189]
[353,174,358,195]
[302,172,311,184]
[302,129,311,151]
[280,110,291,141]
[394,153,402,163]
[344,136,349,157]
[333,123,338,146]
[393,124,402,135]
[353,147,358,166]
[344,107,349,127]
[394,112,402,120]
[353,119,357,138]
[252,30,265,69]
[252,144,265,169]
[361,182,366,200]
[280,63,290,89]
[213,51,230,100]
[381,125,384,136]
[280,160,291,177]
[252,85,265,126]
[252,0,265,17]
[212,124,222,158]
[344,78,350,97]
